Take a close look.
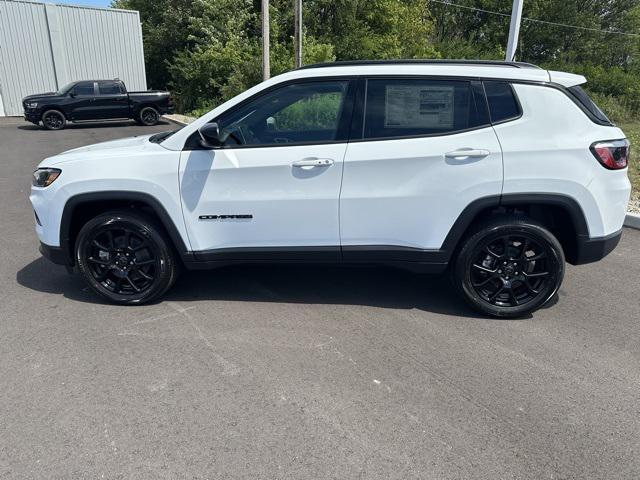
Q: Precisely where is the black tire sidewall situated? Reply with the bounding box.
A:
[138,107,159,126]
[454,221,565,318]
[41,110,65,130]
[75,211,176,305]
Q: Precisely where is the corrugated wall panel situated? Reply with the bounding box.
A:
[57,4,146,92]
[0,0,146,116]
[0,0,58,116]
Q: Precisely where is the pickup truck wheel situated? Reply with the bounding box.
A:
[75,210,179,305]
[453,217,565,318]
[41,110,66,130]
[138,106,159,126]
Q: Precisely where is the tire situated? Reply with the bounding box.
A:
[75,210,179,305]
[41,109,66,130]
[137,106,160,126]
[453,216,565,318]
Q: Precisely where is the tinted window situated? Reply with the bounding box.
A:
[98,81,122,95]
[568,85,612,125]
[363,79,488,139]
[484,81,520,123]
[216,81,349,146]
[73,82,94,96]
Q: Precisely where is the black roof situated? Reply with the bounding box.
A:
[298,59,541,70]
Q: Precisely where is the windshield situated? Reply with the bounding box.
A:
[56,82,76,96]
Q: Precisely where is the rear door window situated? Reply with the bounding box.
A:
[98,81,123,95]
[483,81,521,123]
[363,78,489,140]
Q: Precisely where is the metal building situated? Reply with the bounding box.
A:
[0,0,147,116]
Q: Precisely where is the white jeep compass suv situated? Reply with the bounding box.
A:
[30,60,631,317]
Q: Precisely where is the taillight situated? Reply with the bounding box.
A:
[590,139,630,170]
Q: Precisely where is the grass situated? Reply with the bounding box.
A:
[618,121,640,204]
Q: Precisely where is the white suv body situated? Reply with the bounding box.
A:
[30,60,631,317]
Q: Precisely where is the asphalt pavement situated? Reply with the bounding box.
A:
[1,116,639,479]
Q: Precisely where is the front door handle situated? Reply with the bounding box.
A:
[292,157,334,168]
[444,148,490,159]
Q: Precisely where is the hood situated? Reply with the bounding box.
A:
[23,92,58,102]
[43,134,162,166]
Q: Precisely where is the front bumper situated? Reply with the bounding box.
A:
[39,242,70,266]
[24,110,40,123]
[573,229,623,265]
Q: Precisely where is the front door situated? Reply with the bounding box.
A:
[67,81,96,120]
[340,77,503,257]
[179,79,355,261]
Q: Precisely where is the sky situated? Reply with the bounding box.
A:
[50,0,112,8]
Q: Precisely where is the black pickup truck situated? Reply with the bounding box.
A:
[23,80,173,130]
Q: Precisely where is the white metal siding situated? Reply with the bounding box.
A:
[0,0,146,116]
[56,4,146,91]
[0,1,58,116]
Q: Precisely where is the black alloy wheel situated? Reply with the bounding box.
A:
[42,110,66,130]
[139,106,159,126]
[454,217,564,318]
[75,211,178,304]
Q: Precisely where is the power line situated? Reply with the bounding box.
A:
[428,0,640,37]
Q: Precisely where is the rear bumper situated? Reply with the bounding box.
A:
[573,229,622,265]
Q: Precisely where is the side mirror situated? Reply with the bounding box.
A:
[69,92,76,98]
[198,122,223,148]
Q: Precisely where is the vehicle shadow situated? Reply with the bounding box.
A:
[16,257,501,319]
[17,120,172,131]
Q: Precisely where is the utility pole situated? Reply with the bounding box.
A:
[505,0,524,61]
[293,0,302,68]
[262,0,270,80]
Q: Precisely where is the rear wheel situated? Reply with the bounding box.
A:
[75,210,179,305]
[453,217,565,318]
[41,110,66,130]
[137,106,160,126]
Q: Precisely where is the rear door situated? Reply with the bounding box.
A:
[94,81,129,119]
[340,77,503,257]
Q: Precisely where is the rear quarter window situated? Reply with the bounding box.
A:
[484,81,520,123]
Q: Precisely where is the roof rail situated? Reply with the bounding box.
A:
[298,59,542,70]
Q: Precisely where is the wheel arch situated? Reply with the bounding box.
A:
[41,107,67,120]
[133,102,159,116]
[60,191,190,267]
[442,193,589,265]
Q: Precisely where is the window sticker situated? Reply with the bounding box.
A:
[384,85,454,129]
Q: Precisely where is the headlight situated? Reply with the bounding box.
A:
[32,168,61,187]
[26,102,38,108]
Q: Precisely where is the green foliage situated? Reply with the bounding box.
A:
[273,91,342,130]
[112,0,640,122]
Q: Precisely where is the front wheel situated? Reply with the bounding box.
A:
[75,210,179,305]
[41,110,66,130]
[453,217,565,318]
[137,106,160,126]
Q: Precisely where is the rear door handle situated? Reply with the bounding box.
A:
[292,157,334,168]
[444,149,490,159]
